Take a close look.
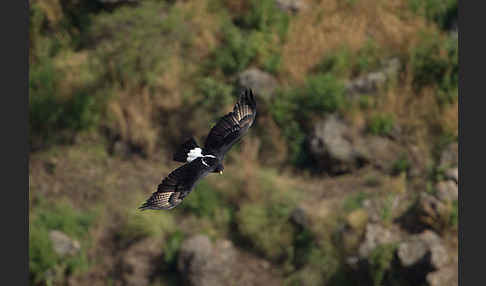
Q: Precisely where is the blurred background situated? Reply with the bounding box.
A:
[29,0,458,285]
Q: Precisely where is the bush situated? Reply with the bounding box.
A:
[410,32,458,104]
[211,0,289,75]
[368,243,397,286]
[163,230,185,267]
[32,202,95,239]
[180,180,225,218]
[408,0,457,30]
[89,1,198,88]
[117,210,176,246]
[237,0,290,37]
[315,40,383,78]
[315,46,353,77]
[298,74,346,115]
[29,224,59,283]
[29,201,96,283]
[355,39,383,75]
[211,23,258,75]
[29,56,104,147]
[391,154,411,175]
[195,77,234,112]
[342,192,368,213]
[367,113,395,136]
[236,201,295,261]
[271,74,345,167]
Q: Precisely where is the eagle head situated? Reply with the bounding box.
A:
[213,162,224,175]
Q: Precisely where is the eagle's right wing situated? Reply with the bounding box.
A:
[139,158,209,210]
[203,88,257,158]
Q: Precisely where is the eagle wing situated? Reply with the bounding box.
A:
[139,158,211,210]
[203,88,257,158]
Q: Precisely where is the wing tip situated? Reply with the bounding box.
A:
[239,87,256,109]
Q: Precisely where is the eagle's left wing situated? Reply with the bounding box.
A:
[139,158,211,210]
[203,88,257,158]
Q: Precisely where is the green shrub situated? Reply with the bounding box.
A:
[181,180,225,218]
[163,230,185,266]
[117,211,176,245]
[89,1,198,88]
[367,113,395,136]
[391,154,411,175]
[29,224,59,283]
[298,74,346,114]
[315,40,383,78]
[292,227,317,267]
[271,74,345,167]
[29,57,104,147]
[235,175,297,262]
[410,32,458,104]
[272,74,345,126]
[355,39,382,75]
[236,201,295,261]
[195,77,234,112]
[408,0,457,30]
[369,243,397,286]
[315,47,353,77]
[212,23,258,75]
[32,202,95,239]
[29,202,96,283]
[237,0,290,39]
[211,0,289,75]
[450,199,458,228]
[342,192,368,212]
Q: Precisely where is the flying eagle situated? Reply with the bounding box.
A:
[139,88,256,210]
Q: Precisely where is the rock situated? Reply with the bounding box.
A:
[275,0,307,13]
[358,224,399,258]
[309,114,406,174]
[397,193,451,234]
[178,235,217,286]
[178,235,281,286]
[310,115,363,174]
[427,264,458,286]
[421,231,449,269]
[417,193,448,227]
[345,58,401,97]
[436,180,458,202]
[397,230,448,269]
[290,206,310,229]
[112,140,131,158]
[444,167,458,184]
[397,237,428,267]
[237,68,278,100]
[354,135,404,172]
[120,238,163,286]
[48,230,81,257]
[439,143,458,169]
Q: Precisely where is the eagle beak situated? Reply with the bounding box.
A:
[219,170,223,175]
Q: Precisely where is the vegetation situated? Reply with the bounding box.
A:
[29,0,458,285]
[29,200,96,283]
[367,113,395,137]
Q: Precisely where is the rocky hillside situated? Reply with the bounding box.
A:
[29,0,458,285]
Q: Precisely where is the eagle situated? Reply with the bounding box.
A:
[139,88,257,210]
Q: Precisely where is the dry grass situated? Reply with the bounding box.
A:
[107,89,158,155]
[281,0,427,84]
[35,0,63,25]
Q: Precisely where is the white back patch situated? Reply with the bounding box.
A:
[187,148,203,162]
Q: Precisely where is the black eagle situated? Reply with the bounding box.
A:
[139,88,257,210]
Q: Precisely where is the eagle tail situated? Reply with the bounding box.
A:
[173,137,200,163]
